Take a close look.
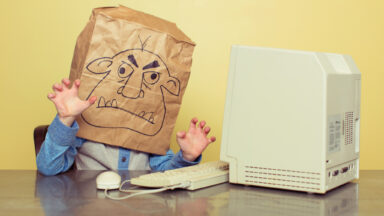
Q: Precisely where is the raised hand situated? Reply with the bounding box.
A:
[176,118,216,162]
[47,78,97,126]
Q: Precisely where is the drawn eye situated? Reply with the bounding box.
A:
[118,63,134,78]
[143,72,160,85]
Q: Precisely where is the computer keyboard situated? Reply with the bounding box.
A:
[130,161,229,190]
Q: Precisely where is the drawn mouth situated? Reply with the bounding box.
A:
[97,96,155,124]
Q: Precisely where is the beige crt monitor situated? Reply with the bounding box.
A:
[220,45,361,194]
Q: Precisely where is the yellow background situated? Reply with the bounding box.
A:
[0,0,383,170]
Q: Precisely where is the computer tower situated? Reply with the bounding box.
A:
[220,46,361,193]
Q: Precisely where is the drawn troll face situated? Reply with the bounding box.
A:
[81,48,180,136]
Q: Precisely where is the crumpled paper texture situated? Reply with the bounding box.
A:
[69,6,195,155]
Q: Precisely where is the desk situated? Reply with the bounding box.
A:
[0,170,383,216]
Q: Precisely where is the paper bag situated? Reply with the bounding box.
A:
[69,6,195,155]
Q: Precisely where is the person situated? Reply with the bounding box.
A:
[36,78,216,175]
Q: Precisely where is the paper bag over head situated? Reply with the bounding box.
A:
[69,6,195,155]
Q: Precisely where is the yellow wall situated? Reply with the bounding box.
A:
[0,0,383,170]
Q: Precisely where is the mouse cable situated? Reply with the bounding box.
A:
[104,180,191,200]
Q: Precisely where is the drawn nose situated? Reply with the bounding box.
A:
[117,86,144,99]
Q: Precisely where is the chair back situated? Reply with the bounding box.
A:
[33,125,49,156]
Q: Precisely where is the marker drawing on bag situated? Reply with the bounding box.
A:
[81,36,181,136]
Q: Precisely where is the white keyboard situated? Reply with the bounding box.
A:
[130,161,229,190]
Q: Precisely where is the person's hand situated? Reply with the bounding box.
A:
[47,78,97,127]
[176,118,216,162]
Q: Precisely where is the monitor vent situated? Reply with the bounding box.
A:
[244,166,321,191]
[344,112,355,145]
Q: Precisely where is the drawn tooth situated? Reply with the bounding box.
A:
[142,112,150,120]
[148,112,155,123]
[98,96,106,107]
[111,99,118,108]
[138,111,146,117]
[117,86,124,94]
[139,90,144,98]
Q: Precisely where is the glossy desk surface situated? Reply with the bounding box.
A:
[0,170,383,216]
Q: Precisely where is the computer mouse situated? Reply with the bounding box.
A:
[96,171,122,190]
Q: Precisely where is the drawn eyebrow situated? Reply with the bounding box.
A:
[142,60,160,70]
[127,55,138,68]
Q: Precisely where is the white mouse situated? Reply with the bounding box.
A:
[96,171,122,190]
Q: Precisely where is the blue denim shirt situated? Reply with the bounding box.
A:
[36,115,201,176]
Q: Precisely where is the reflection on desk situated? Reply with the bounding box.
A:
[34,170,358,216]
[35,170,213,215]
[1,170,383,215]
[224,183,357,216]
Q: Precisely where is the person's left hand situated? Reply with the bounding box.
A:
[176,118,216,162]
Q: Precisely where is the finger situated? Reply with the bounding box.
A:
[88,95,97,104]
[74,79,81,89]
[199,120,206,129]
[209,136,216,143]
[204,126,211,135]
[189,117,198,131]
[47,93,56,100]
[80,96,97,111]
[62,78,71,89]
[176,131,186,139]
[52,83,63,92]
[71,79,81,95]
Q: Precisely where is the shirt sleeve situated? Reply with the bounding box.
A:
[149,149,202,171]
[36,115,85,176]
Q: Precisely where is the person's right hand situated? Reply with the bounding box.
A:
[48,78,97,127]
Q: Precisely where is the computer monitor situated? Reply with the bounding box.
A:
[220,45,361,193]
